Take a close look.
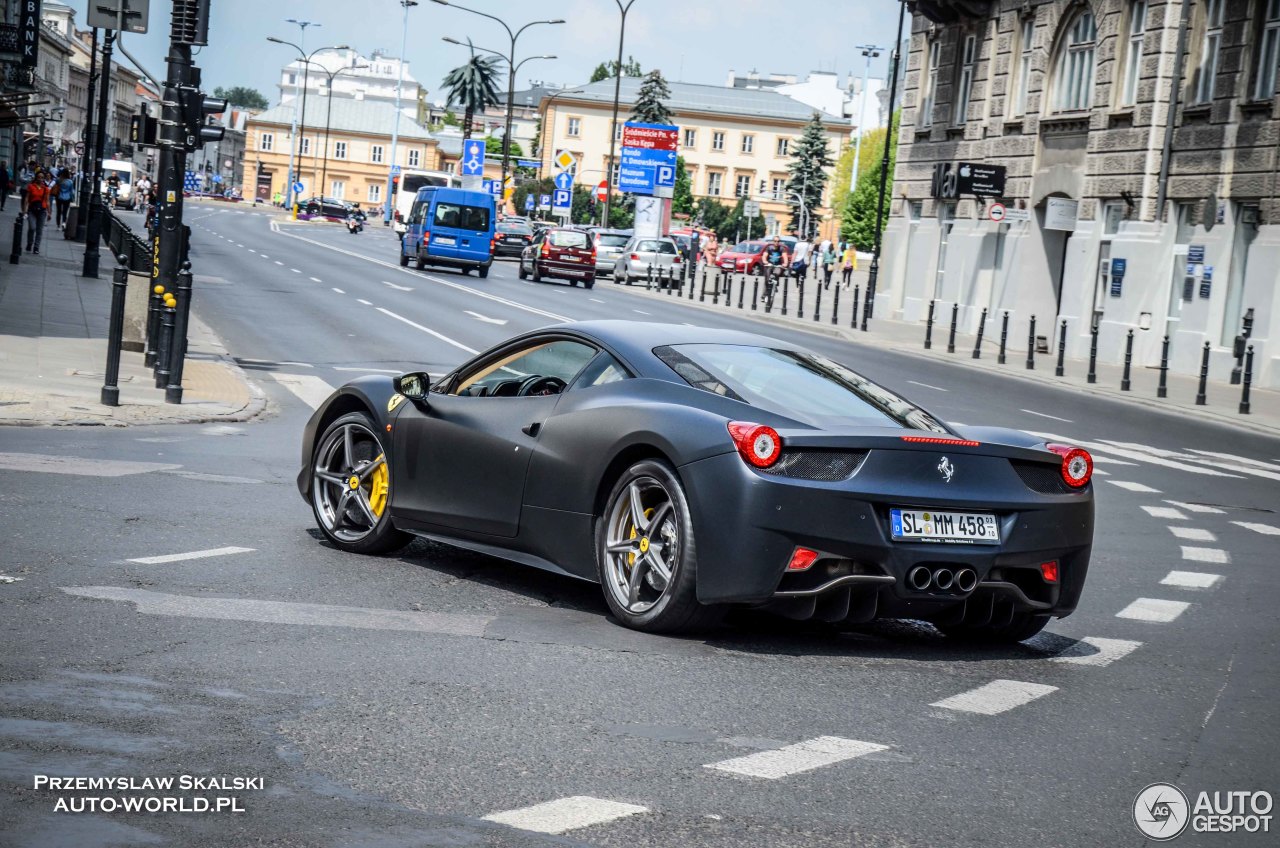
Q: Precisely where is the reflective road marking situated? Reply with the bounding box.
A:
[1161,571,1222,589]
[1042,636,1143,667]
[930,680,1057,715]
[1116,598,1190,622]
[1108,481,1161,493]
[127,546,256,565]
[376,308,478,355]
[482,797,648,835]
[1169,526,1216,541]
[1166,500,1224,514]
[1142,506,1186,520]
[1019,408,1071,422]
[259,373,336,410]
[1180,546,1229,564]
[0,453,181,477]
[907,380,947,392]
[704,736,889,779]
[1233,521,1280,536]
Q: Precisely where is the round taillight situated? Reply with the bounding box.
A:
[727,421,782,468]
[1046,443,1092,488]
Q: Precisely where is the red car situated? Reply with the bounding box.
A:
[518,227,597,288]
[716,239,769,274]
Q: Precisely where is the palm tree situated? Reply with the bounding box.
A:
[440,43,502,142]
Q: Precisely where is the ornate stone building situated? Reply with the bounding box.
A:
[879,0,1280,386]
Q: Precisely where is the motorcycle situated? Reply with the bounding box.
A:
[345,214,363,235]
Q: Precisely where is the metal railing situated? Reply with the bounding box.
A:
[100,210,153,274]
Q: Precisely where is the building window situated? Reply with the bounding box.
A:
[712,131,725,151]
[371,144,384,164]
[1011,18,1035,116]
[683,128,696,147]
[368,183,381,203]
[933,202,956,298]
[287,73,296,85]
[300,137,311,156]
[1102,200,1125,236]
[567,117,581,137]
[1193,0,1225,104]
[921,39,941,127]
[1253,0,1280,101]
[909,200,923,220]
[610,162,620,185]
[741,134,754,153]
[776,137,790,156]
[771,177,785,200]
[613,121,622,141]
[331,180,345,199]
[735,174,751,197]
[333,140,347,159]
[953,34,976,124]
[258,132,273,152]
[1120,1,1146,107]
[707,172,722,195]
[408,149,421,167]
[1051,11,1097,113]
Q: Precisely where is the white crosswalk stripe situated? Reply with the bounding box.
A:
[1166,500,1224,514]
[1181,546,1229,564]
[704,736,888,779]
[1108,480,1161,493]
[1161,571,1222,589]
[1116,598,1190,622]
[1032,635,1143,667]
[1142,506,1186,520]
[930,680,1057,715]
[1169,526,1216,542]
[482,797,648,834]
[259,373,336,410]
[1232,521,1280,536]
[1188,450,1280,472]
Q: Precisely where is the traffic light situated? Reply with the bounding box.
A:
[391,176,399,195]
[179,86,227,151]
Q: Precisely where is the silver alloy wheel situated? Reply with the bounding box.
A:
[602,475,680,614]
[311,421,388,543]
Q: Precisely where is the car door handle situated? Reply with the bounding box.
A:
[522,422,541,437]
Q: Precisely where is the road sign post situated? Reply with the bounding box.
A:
[461,139,486,188]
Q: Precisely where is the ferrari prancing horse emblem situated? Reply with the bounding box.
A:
[938,456,955,483]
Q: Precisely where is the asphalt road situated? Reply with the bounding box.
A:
[2,203,1277,848]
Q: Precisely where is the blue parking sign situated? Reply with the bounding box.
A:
[553,188,571,210]
[524,195,534,211]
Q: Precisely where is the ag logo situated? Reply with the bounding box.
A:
[937,456,955,483]
[1134,783,1190,840]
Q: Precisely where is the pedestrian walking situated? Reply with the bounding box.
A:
[701,232,719,266]
[55,168,74,228]
[790,232,812,280]
[0,160,10,212]
[22,167,51,253]
[841,242,857,287]
[821,241,839,288]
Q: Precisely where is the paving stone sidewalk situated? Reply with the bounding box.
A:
[0,220,265,427]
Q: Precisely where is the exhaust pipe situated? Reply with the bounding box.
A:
[932,568,955,591]
[955,568,978,593]
[907,566,932,591]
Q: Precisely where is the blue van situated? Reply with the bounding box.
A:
[399,186,496,277]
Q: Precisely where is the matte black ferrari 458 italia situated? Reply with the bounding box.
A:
[298,321,1095,639]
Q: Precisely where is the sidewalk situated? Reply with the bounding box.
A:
[0,223,265,427]
[608,262,1280,438]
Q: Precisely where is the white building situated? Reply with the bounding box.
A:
[727,69,888,135]
[278,48,421,121]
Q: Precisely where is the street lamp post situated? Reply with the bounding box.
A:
[382,0,417,226]
[849,44,884,193]
[269,19,316,211]
[432,1,562,206]
[603,0,638,228]
[318,63,370,199]
[863,2,906,330]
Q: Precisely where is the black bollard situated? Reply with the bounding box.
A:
[737,274,745,309]
[1026,315,1036,370]
[831,282,840,325]
[851,284,860,329]
[699,267,706,302]
[154,298,175,390]
[946,303,959,353]
[972,308,988,359]
[924,300,936,350]
[1087,321,1099,384]
[1240,345,1254,414]
[751,277,759,311]
[646,264,654,290]
[688,267,695,299]
[667,266,675,295]
[712,270,720,305]
[765,276,774,313]
[100,254,130,407]
[781,275,790,316]
[998,311,1009,365]
[1056,319,1067,377]
[813,279,823,321]
[8,211,22,264]
[1195,341,1210,405]
[1157,334,1170,398]
[1121,328,1134,391]
[144,284,165,367]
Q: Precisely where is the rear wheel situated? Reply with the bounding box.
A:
[414,252,426,270]
[518,260,528,280]
[479,264,490,279]
[585,276,595,289]
[596,460,722,633]
[399,251,409,267]
[937,612,1050,643]
[531,262,542,283]
[310,412,410,555]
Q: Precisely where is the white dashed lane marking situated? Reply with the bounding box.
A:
[482,797,648,835]
[1108,480,1161,493]
[1032,635,1143,667]
[930,680,1057,715]
[1166,500,1224,514]
[907,380,948,392]
[1161,571,1223,589]
[1116,598,1190,622]
[1180,546,1230,564]
[1019,408,1069,422]
[1142,506,1186,520]
[376,308,478,354]
[1169,526,1216,542]
[310,276,322,282]
[704,736,889,779]
[1233,521,1280,536]
[382,280,414,291]
[332,288,345,294]
[127,546,256,565]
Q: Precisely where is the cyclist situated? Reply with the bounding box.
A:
[105,171,121,209]
[761,235,790,297]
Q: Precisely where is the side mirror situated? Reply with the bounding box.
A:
[393,371,432,403]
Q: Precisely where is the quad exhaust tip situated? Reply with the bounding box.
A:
[906,566,979,593]
[955,568,978,593]
[907,566,932,590]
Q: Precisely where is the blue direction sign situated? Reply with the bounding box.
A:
[461,140,486,176]
[292,181,305,195]
[517,159,541,169]
[553,171,573,191]
[553,188,571,210]
[524,195,534,211]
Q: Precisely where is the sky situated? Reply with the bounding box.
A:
[63,0,904,109]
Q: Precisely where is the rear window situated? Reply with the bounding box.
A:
[637,240,678,254]
[434,202,491,231]
[596,233,629,248]
[497,222,531,234]
[733,243,764,254]
[549,230,589,248]
[653,344,948,432]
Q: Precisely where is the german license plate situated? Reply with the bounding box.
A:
[435,236,456,246]
[890,508,1000,544]
[562,255,580,262]
[505,237,522,242]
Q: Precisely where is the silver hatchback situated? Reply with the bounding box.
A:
[591,230,632,276]
[613,236,683,285]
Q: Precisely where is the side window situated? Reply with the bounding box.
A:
[459,204,491,231]
[409,200,425,225]
[452,340,598,397]
[434,202,461,228]
[573,352,632,389]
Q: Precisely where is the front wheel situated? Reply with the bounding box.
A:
[518,260,528,280]
[399,251,409,267]
[531,262,542,283]
[596,460,722,633]
[310,412,410,554]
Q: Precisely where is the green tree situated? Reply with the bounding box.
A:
[441,110,460,127]
[831,124,889,216]
[693,197,730,239]
[484,135,523,158]
[629,70,673,124]
[440,46,502,141]
[672,156,694,216]
[589,56,642,82]
[212,86,268,110]
[841,110,900,250]
[785,113,833,238]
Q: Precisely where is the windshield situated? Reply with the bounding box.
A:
[596,234,629,248]
[732,243,764,254]
[653,344,949,432]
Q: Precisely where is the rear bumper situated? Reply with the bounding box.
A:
[678,451,1093,620]
[417,251,493,271]
[538,261,595,280]
[495,242,528,257]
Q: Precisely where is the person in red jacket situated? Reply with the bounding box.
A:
[22,168,51,253]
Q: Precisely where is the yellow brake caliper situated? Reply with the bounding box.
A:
[368,454,389,517]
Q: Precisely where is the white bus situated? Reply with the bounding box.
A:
[392,169,460,233]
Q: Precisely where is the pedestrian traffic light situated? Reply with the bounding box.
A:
[179,86,226,151]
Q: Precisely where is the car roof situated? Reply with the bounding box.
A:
[416,186,494,204]
[537,320,796,377]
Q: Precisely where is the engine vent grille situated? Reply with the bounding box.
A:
[760,449,868,482]
[1011,460,1074,495]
